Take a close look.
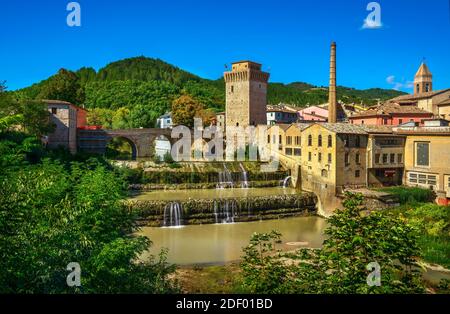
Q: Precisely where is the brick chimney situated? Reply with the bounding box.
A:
[328,42,337,123]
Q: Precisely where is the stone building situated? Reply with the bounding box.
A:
[45,100,87,154]
[395,120,450,205]
[387,62,450,121]
[224,61,270,130]
[348,101,433,126]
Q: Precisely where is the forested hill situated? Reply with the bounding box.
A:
[12,56,406,128]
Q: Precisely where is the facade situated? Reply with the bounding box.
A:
[298,105,328,122]
[395,123,450,205]
[269,123,406,193]
[224,61,270,130]
[215,112,226,133]
[157,113,173,129]
[349,102,433,126]
[45,100,81,154]
[266,108,299,125]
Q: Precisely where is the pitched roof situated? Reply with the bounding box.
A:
[415,63,432,77]
[349,102,432,119]
[43,100,87,112]
[286,123,311,132]
[389,89,450,102]
[313,123,369,135]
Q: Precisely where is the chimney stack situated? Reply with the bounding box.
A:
[328,41,337,123]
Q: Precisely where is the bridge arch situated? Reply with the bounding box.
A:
[105,136,138,160]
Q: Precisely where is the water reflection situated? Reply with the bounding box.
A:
[137,216,327,265]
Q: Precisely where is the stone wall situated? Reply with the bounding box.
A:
[128,192,317,227]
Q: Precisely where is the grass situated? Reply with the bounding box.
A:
[175,264,243,294]
[375,186,435,204]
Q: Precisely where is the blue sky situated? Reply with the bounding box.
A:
[1,0,449,91]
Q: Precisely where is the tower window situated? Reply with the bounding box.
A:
[416,84,420,94]
[425,83,430,92]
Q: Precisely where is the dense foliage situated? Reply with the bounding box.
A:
[11,57,405,130]
[0,85,179,293]
[377,186,435,204]
[240,193,425,294]
[391,203,450,269]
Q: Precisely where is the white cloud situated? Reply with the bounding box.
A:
[386,75,414,91]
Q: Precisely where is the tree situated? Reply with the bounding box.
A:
[240,193,425,294]
[0,135,179,293]
[171,94,205,128]
[129,104,159,128]
[112,107,131,129]
[38,69,85,105]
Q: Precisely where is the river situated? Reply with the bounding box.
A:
[137,216,327,265]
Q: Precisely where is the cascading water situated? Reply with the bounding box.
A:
[216,164,234,189]
[163,202,183,227]
[213,199,238,224]
[282,176,292,188]
[239,163,249,188]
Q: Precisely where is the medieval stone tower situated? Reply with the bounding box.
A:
[224,61,270,130]
[414,62,433,95]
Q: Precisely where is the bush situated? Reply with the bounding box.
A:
[377,186,435,204]
[163,152,174,164]
[239,193,425,294]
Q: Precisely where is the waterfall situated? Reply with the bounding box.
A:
[163,202,183,227]
[214,199,238,224]
[216,164,234,189]
[282,176,292,188]
[239,163,249,188]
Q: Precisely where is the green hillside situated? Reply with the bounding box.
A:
[12,57,406,128]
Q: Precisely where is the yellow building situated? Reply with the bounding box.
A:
[394,123,450,205]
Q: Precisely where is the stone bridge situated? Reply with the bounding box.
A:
[77,128,178,159]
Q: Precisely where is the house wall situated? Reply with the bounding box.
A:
[404,134,450,203]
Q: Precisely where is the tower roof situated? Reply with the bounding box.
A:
[415,62,432,77]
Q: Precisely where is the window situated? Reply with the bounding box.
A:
[383,118,388,125]
[295,136,301,146]
[308,135,312,146]
[408,173,418,183]
[408,172,438,189]
[318,153,322,163]
[382,154,388,164]
[375,154,380,164]
[355,170,361,178]
[285,148,293,155]
[286,136,292,145]
[267,135,270,144]
[361,120,365,125]
[231,86,234,93]
[397,154,403,163]
[328,135,332,148]
[416,84,420,94]
[345,153,349,166]
[390,153,395,164]
[51,108,57,114]
[318,135,322,147]
[328,153,332,164]
[425,83,430,93]
[399,119,403,125]
[355,153,360,164]
[415,142,430,167]
[321,169,328,178]
[355,136,361,148]
[294,148,301,156]
[279,135,282,144]
[308,152,312,161]
[344,135,349,147]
